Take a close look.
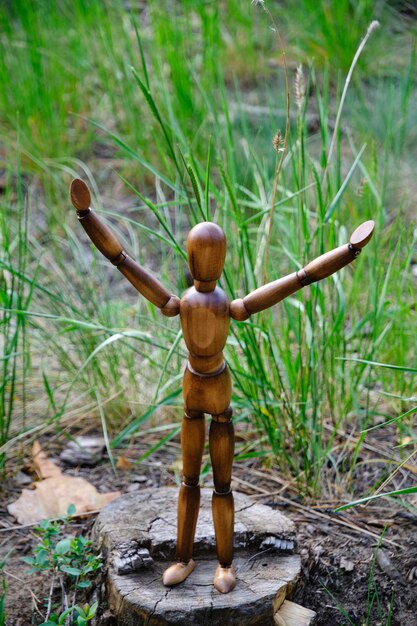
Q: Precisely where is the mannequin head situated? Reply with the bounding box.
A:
[186,222,226,290]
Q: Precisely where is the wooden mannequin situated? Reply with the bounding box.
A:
[70,178,375,594]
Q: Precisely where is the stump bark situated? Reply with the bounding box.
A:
[94,487,302,625]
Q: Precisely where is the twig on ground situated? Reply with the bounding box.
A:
[0,510,100,534]
[271,494,403,548]
[45,568,57,621]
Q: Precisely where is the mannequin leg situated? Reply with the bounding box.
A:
[162,410,205,586]
[209,408,236,593]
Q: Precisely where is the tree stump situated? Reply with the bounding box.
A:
[94,488,302,625]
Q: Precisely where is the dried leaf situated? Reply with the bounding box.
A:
[32,440,62,479]
[116,454,134,471]
[8,488,45,524]
[8,442,120,524]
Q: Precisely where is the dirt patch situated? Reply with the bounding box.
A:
[292,510,417,625]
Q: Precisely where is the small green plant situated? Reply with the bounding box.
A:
[40,602,98,626]
[22,506,101,626]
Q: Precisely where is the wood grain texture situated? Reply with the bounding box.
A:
[274,600,316,626]
[188,352,224,374]
[212,491,234,566]
[298,243,356,284]
[70,178,91,213]
[183,365,232,415]
[160,295,181,317]
[94,488,296,562]
[77,208,124,263]
[162,560,196,587]
[180,286,230,358]
[209,420,234,493]
[350,219,375,249]
[117,256,172,309]
[186,222,226,284]
[109,556,301,625]
[230,298,250,321]
[176,483,200,562]
[213,564,237,594]
[242,273,301,315]
[181,415,205,485]
[210,419,235,573]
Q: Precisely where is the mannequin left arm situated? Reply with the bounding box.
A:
[230,220,375,321]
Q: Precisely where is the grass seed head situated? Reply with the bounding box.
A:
[272,130,283,153]
[294,64,306,112]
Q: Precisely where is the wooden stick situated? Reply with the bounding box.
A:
[274,600,316,626]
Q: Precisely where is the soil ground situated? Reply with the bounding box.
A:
[1,432,417,626]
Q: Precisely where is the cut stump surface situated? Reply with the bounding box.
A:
[94,488,301,625]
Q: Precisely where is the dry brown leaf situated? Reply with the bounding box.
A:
[7,442,120,524]
[32,440,62,479]
[7,488,45,524]
[116,454,134,471]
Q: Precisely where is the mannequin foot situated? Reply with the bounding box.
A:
[162,559,196,586]
[213,563,236,593]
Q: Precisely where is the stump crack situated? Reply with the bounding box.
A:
[234,577,257,596]
[235,502,257,514]
[147,587,172,623]
[147,516,175,533]
[147,516,161,533]
[144,576,162,587]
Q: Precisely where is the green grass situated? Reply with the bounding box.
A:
[279,0,413,73]
[0,0,416,496]
[0,163,33,468]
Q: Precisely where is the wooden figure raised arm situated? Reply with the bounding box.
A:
[70,178,374,595]
[70,178,181,317]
